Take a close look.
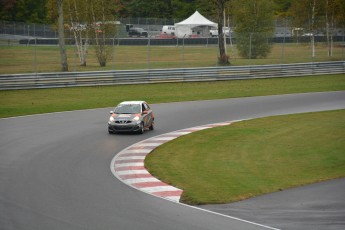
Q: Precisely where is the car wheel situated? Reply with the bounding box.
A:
[139,122,144,134]
[149,120,154,130]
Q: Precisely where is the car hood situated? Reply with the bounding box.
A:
[112,113,141,121]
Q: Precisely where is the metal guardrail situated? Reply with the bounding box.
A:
[0,61,344,90]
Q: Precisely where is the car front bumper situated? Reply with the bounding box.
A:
[108,122,142,133]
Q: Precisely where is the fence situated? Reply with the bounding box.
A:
[0,21,58,38]
[0,61,344,90]
[1,19,345,75]
[1,18,345,39]
[1,36,344,74]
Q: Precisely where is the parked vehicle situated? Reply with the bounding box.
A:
[126,24,133,32]
[162,25,175,35]
[128,27,148,37]
[209,27,231,37]
[108,101,154,134]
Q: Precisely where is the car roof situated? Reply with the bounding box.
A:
[119,101,146,105]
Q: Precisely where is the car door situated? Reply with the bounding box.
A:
[142,103,152,127]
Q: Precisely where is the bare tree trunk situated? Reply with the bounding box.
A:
[326,0,332,57]
[67,0,87,66]
[216,0,229,65]
[91,0,108,67]
[57,0,68,71]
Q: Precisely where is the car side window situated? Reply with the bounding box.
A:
[144,103,150,111]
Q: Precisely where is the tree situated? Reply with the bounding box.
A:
[171,0,196,20]
[0,0,18,21]
[273,0,292,17]
[57,0,68,71]
[232,0,275,59]
[333,0,345,29]
[46,0,89,66]
[290,0,345,58]
[213,0,229,65]
[47,0,119,67]
[324,0,345,56]
[122,0,173,18]
[195,0,215,18]
[0,0,47,23]
[194,0,229,65]
[88,0,117,67]
[66,0,89,66]
[289,0,324,58]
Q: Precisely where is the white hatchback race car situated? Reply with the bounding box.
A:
[108,101,154,134]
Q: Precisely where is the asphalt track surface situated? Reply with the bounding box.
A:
[1,91,345,230]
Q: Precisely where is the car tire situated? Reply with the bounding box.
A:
[149,120,154,130]
[139,122,144,134]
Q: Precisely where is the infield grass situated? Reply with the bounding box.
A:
[145,109,345,205]
[0,43,344,74]
[1,74,345,118]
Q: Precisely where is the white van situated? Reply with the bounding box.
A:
[209,27,231,37]
[162,25,175,35]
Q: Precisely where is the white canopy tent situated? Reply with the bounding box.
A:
[174,11,217,38]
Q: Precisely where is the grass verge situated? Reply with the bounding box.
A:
[1,44,344,74]
[145,110,345,205]
[1,74,345,118]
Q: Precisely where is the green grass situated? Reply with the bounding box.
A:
[1,56,344,206]
[1,41,344,207]
[0,43,344,74]
[1,74,344,118]
[145,110,345,205]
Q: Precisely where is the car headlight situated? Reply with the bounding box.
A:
[132,116,140,122]
[109,116,115,123]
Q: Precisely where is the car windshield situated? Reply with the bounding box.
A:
[114,104,141,114]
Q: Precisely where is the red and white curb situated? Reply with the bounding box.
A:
[110,121,233,203]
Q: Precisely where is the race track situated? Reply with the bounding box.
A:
[1,91,345,230]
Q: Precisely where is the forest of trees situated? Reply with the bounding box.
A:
[1,1,345,31]
[0,0,321,23]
